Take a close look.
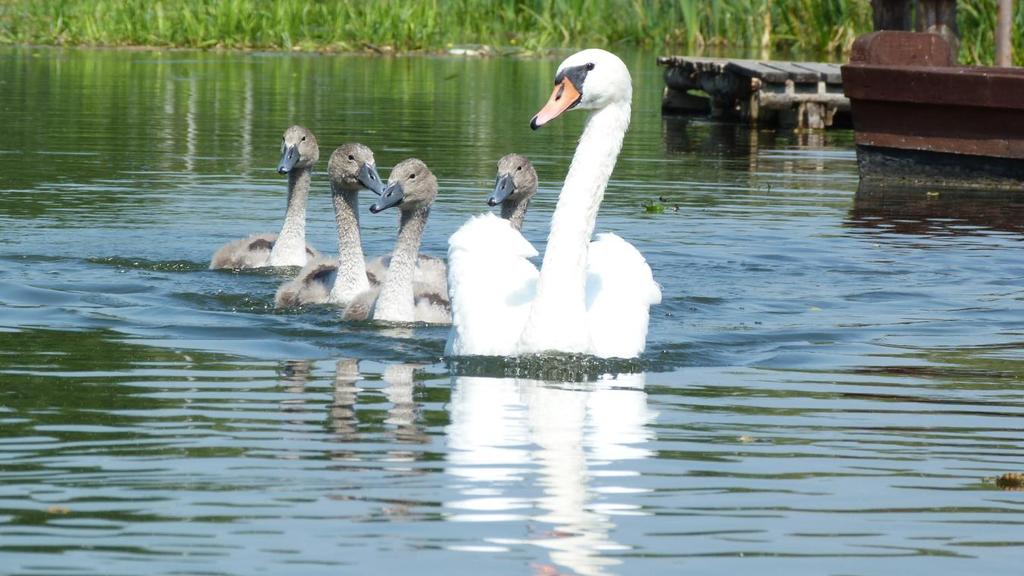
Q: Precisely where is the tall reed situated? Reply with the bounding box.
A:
[0,0,1016,63]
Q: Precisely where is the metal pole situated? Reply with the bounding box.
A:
[996,0,1014,67]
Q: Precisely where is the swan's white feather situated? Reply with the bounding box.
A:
[446,213,538,356]
[447,216,658,359]
[585,232,661,358]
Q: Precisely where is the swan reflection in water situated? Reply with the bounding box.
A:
[445,372,656,576]
[329,359,360,441]
[326,360,429,461]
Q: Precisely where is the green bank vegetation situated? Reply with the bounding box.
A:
[0,0,1018,64]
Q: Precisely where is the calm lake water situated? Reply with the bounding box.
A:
[2,46,1023,575]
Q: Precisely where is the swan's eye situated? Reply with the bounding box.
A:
[348,154,355,161]
[586,62,595,70]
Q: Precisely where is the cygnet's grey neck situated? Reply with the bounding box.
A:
[270,167,312,265]
[329,185,370,302]
[501,196,531,231]
[373,205,430,322]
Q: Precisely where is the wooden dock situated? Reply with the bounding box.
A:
[657,56,850,130]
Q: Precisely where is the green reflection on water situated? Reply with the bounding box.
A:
[0,45,858,226]
[0,328,236,437]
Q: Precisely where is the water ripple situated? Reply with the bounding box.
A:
[0,46,1022,575]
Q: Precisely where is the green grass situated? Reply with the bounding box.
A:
[0,0,1016,64]
[958,0,1024,65]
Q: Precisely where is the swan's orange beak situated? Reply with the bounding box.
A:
[530,78,581,130]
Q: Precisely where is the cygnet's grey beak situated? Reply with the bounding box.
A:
[488,173,514,207]
[277,145,299,174]
[358,163,385,195]
[370,181,404,214]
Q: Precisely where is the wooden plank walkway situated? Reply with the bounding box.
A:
[657,56,850,130]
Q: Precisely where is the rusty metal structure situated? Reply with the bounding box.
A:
[870,0,959,59]
[842,31,1024,188]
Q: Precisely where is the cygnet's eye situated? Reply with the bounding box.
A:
[348,154,355,161]
[301,136,306,142]
[516,165,522,171]
[409,173,416,180]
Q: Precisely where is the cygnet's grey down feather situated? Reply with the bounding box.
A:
[274,143,382,309]
[210,125,321,270]
[273,257,345,308]
[357,157,450,324]
[211,234,319,270]
[492,153,538,232]
[274,147,449,320]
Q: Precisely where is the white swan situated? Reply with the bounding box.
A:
[274,143,384,308]
[446,49,661,359]
[210,125,321,269]
[343,158,451,324]
[488,153,538,232]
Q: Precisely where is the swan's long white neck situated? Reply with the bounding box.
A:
[329,188,371,303]
[519,101,630,352]
[374,206,429,322]
[270,168,311,266]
